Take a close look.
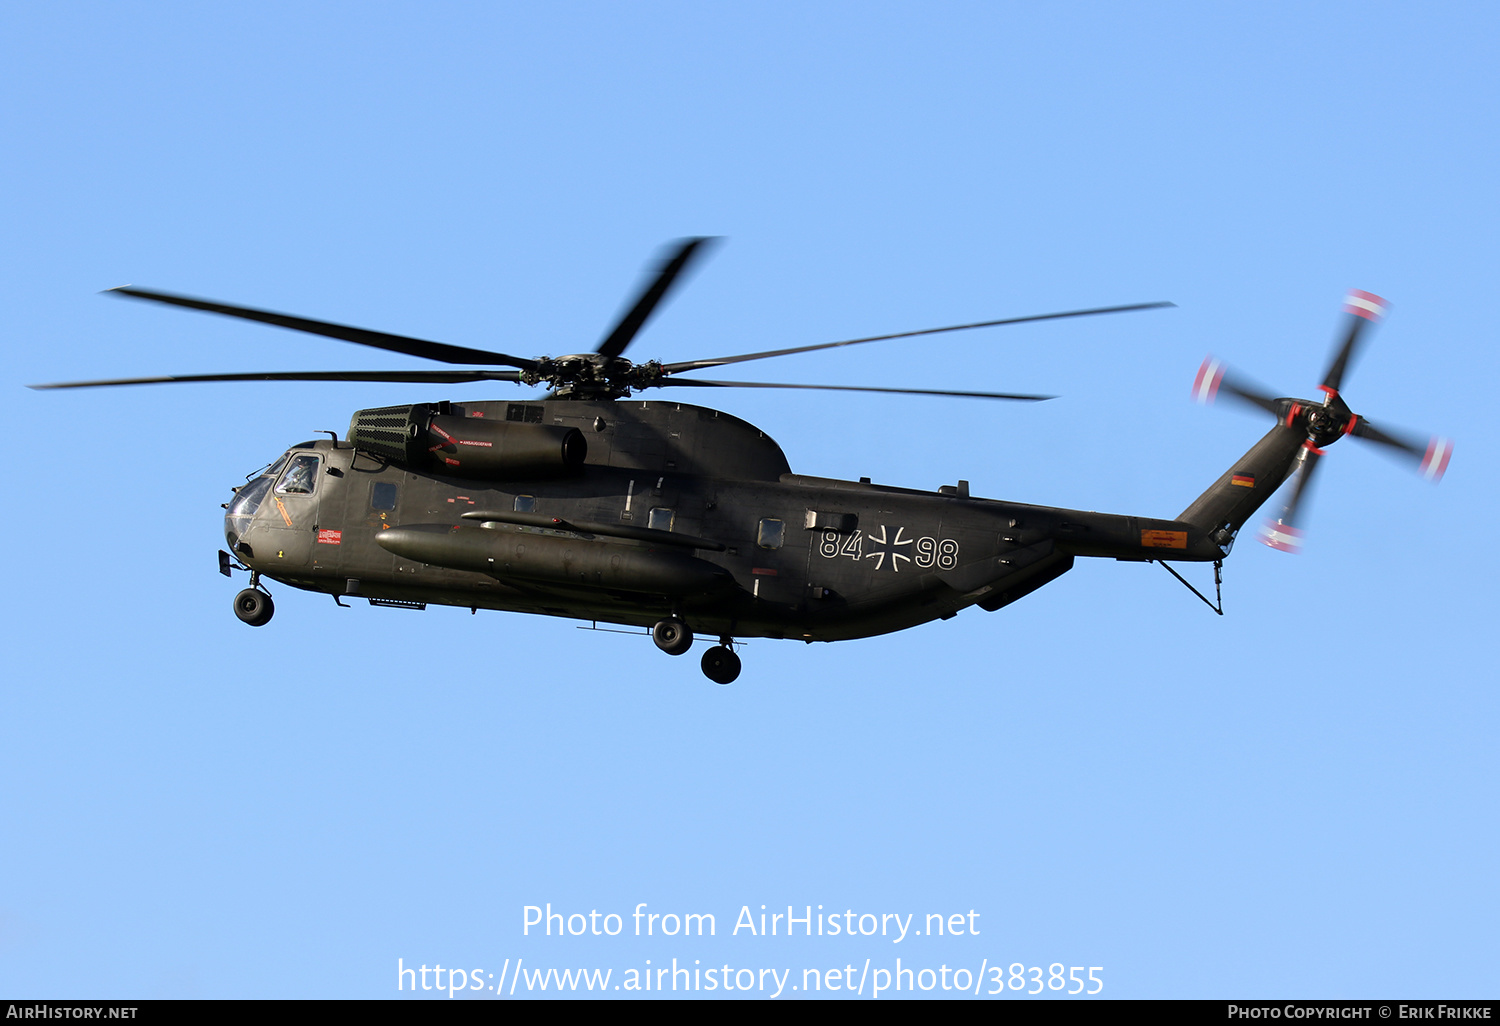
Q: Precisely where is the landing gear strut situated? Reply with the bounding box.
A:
[651,618,693,656]
[233,587,274,627]
[700,639,741,685]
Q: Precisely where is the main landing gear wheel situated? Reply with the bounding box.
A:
[651,618,693,656]
[701,645,741,685]
[233,588,274,627]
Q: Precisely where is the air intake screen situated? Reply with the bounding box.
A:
[348,404,433,464]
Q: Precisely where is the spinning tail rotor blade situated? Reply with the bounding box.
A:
[1349,419,1454,481]
[1321,290,1388,394]
[1192,356,1281,415]
[1260,443,1324,553]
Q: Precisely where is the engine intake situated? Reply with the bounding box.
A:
[349,404,586,479]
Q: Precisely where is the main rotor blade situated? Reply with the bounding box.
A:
[660,301,1174,375]
[1349,418,1453,481]
[1192,356,1282,415]
[655,378,1053,401]
[29,369,524,390]
[594,237,716,360]
[1321,290,1388,394]
[1261,444,1323,553]
[107,287,540,371]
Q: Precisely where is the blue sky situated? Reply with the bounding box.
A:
[3,1,1496,999]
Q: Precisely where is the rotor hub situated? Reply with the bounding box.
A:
[1281,398,1354,450]
[528,354,659,399]
[1306,405,1346,447]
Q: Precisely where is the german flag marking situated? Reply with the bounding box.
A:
[1231,473,1255,488]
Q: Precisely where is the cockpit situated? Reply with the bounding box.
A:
[276,453,319,495]
[224,449,323,552]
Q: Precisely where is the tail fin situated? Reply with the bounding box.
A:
[1177,423,1305,543]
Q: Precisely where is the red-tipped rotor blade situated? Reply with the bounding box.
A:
[1260,442,1324,553]
[1193,356,1281,415]
[1348,418,1454,482]
[1321,290,1388,394]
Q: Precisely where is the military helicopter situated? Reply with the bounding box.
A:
[32,240,1451,683]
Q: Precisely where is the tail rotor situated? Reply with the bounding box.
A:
[1194,291,1452,553]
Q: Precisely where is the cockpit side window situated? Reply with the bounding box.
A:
[276,454,321,496]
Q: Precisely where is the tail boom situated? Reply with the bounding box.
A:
[1177,423,1306,542]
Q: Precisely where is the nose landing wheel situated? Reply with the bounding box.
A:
[233,588,274,627]
[701,643,741,685]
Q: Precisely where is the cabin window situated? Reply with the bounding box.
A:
[514,495,537,513]
[275,454,320,496]
[648,507,675,532]
[757,518,785,549]
[506,403,544,424]
[371,482,398,511]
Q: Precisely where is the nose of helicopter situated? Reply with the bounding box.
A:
[223,473,275,554]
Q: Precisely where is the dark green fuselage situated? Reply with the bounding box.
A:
[227,398,1297,642]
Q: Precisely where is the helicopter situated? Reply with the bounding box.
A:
[32,239,1451,683]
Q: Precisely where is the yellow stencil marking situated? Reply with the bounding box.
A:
[274,496,293,527]
[1141,529,1188,549]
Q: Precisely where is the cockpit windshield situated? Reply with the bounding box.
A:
[224,475,274,550]
[227,475,273,520]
